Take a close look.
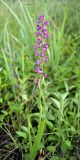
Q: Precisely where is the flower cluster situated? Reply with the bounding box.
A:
[34,15,49,86]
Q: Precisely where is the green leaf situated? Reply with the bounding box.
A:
[61,140,71,153]
[0,123,2,128]
[16,131,27,139]
[21,126,28,133]
[9,102,23,112]
[50,156,59,160]
[47,112,55,121]
[0,98,3,103]
[65,140,71,148]
[70,156,76,160]
[22,94,27,101]
[61,158,66,160]
[51,98,60,109]
[1,110,8,116]
[47,146,56,153]
[46,120,53,128]
[30,120,45,160]
[61,143,67,153]
[47,136,57,142]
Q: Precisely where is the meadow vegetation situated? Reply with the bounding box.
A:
[0,0,80,159]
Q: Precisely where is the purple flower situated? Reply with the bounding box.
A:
[43,56,48,62]
[34,14,49,86]
[36,32,40,37]
[37,37,43,44]
[39,52,44,57]
[44,31,49,39]
[44,32,49,39]
[35,66,39,73]
[42,28,47,33]
[35,52,39,56]
[38,15,44,23]
[42,47,47,53]
[35,66,43,74]
[44,43,48,49]
[36,60,41,66]
[34,43,41,52]
[43,73,47,78]
[37,24,41,31]
[34,44,39,51]
[44,21,49,26]
[37,68,43,74]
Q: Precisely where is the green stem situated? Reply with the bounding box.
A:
[28,113,32,156]
[38,80,43,124]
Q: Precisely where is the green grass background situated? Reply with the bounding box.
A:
[0,0,80,160]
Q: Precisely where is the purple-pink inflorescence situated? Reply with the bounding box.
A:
[34,15,49,86]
